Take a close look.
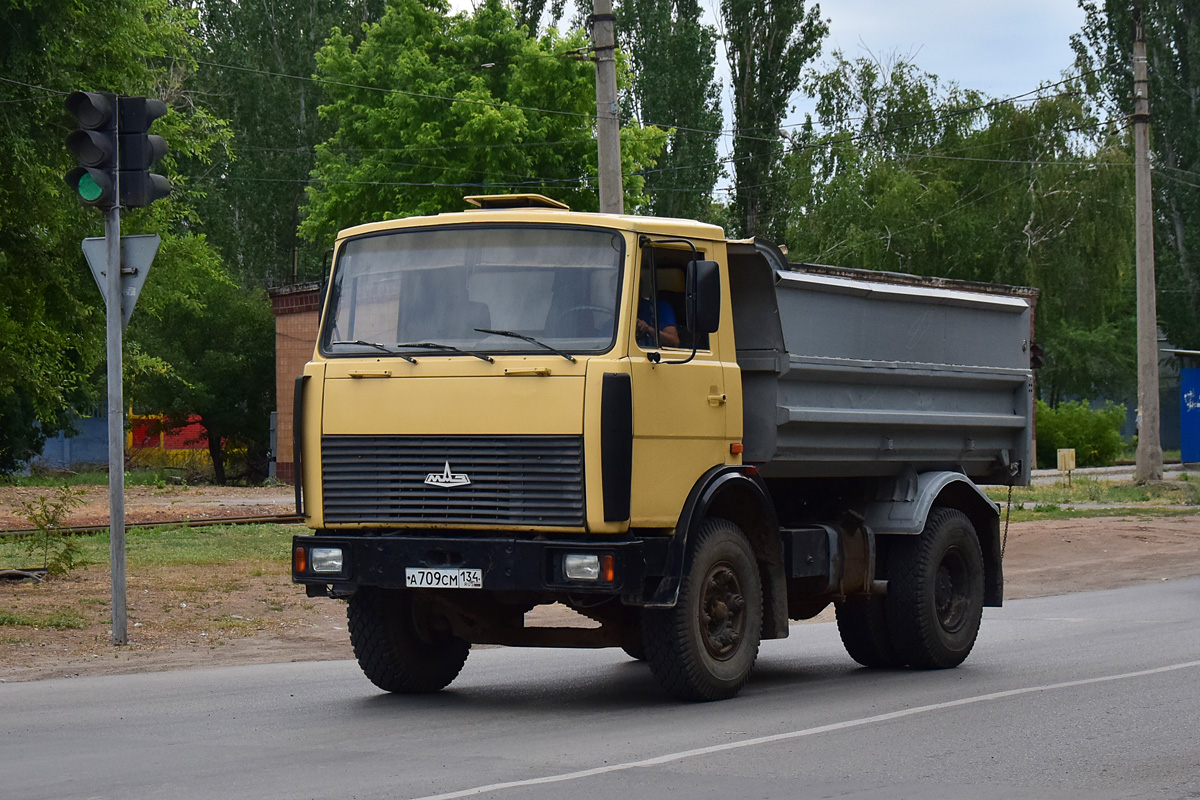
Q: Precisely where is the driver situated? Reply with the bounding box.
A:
[637,297,680,348]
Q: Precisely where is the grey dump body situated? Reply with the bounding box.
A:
[728,240,1035,487]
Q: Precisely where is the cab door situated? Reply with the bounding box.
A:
[627,241,729,527]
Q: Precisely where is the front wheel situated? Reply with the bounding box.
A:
[642,518,763,701]
[347,587,470,693]
[886,508,984,669]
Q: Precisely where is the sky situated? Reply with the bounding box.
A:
[444,0,1088,104]
[808,0,1087,100]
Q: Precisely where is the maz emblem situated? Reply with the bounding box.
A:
[425,461,471,488]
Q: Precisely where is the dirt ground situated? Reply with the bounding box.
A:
[1,484,1198,682]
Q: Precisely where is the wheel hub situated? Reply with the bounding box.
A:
[699,563,745,660]
[934,547,970,633]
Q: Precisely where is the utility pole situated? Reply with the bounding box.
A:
[591,0,623,214]
[1133,7,1163,483]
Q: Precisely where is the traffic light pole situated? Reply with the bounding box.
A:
[104,203,128,645]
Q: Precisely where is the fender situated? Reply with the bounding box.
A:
[858,469,1004,606]
[644,465,778,608]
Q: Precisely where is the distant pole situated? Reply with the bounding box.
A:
[105,202,128,644]
[1133,8,1163,483]
[591,0,623,214]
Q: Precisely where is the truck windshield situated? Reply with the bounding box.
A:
[321,226,624,357]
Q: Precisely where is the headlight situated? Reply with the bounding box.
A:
[563,553,600,580]
[310,547,344,574]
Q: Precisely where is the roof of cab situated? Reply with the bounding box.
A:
[336,194,726,243]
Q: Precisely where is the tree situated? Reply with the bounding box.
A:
[617,0,723,221]
[783,52,1137,404]
[1073,1,1200,351]
[298,0,666,244]
[721,0,827,238]
[128,236,276,484]
[192,0,384,288]
[0,0,231,472]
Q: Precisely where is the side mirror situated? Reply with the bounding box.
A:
[687,259,721,334]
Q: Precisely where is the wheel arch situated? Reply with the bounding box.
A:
[647,466,789,639]
[861,470,1003,607]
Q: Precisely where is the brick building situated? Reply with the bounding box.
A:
[269,282,322,483]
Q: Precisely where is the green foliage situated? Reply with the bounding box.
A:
[783,51,1137,404]
[618,0,723,221]
[721,0,828,238]
[1035,398,1126,468]
[0,0,234,473]
[192,0,384,287]
[1073,1,1200,351]
[12,485,86,575]
[299,0,666,244]
[128,243,276,484]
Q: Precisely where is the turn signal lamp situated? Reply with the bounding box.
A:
[601,554,615,583]
[293,546,307,574]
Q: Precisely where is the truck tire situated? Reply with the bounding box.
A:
[886,507,984,669]
[347,587,470,693]
[642,518,763,701]
[835,596,904,668]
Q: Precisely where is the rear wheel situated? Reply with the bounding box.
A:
[886,508,984,669]
[347,587,470,693]
[835,595,904,668]
[643,518,763,701]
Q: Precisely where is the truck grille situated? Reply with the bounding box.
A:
[321,435,585,527]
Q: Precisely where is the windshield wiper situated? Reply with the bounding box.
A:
[395,341,494,363]
[474,328,576,363]
[330,339,417,363]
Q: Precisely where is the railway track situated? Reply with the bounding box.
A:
[0,513,303,538]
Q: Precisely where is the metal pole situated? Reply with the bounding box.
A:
[1133,10,1163,483]
[105,203,127,644]
[592,0,623,214]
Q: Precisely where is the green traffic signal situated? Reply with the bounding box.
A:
[77,172,103,201]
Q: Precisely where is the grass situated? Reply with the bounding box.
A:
[1001,506,1199,523]
[0,608,88,629]
[984,477,1200,507]
[0,523,297,571]
[4,469,184,488]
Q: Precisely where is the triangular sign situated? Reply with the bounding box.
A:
[82,234,160,330]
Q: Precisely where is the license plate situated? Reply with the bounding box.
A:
[404,567,483,589]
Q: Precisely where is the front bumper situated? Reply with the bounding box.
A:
[292,532,665,599]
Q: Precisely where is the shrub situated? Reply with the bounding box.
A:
[1035,399,1126,469]
[13,485,86,575]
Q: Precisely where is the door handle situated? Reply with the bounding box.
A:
[708,393,727,407]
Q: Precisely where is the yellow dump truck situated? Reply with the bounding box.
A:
[291,194,1036,701]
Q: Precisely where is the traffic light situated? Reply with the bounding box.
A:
[117,96,171,208]
[64,93,172,210]
[65,91,118,208]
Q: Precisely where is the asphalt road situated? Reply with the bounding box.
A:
[4,579,1200,800]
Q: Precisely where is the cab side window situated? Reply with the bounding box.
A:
[636,245,709,351]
